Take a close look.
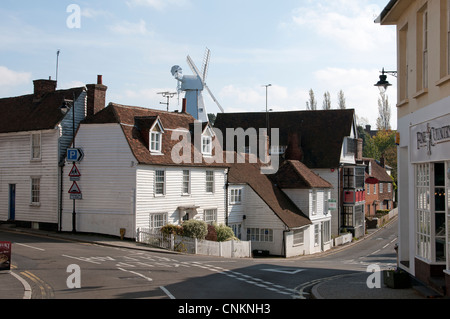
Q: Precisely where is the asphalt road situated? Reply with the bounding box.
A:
[0,218,398,300]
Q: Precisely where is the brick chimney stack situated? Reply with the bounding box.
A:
[86,75,108,118]
[33,79,57,101]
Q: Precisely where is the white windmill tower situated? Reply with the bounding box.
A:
[171,48,224,122]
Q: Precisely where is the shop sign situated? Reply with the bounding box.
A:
[411,113,450,163]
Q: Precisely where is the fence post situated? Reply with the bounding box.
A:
[194,238,198,254]
[136,228,140,242]
[170,234,174,251]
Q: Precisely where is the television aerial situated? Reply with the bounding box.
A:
[171,48,224,122]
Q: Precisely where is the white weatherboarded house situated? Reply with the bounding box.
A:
[227,157,333,257]
[61,103,228,238]
[0,78,105,230]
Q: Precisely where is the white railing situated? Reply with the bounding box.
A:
[137,228,251,258]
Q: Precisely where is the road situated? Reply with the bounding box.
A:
[0,218,398,300]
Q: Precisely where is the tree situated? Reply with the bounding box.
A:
[337,90,346,109]
[322,91,331,110]
[376,92,391,130]
[306,89,317,110]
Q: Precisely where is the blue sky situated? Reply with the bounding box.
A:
[0,0,397,128]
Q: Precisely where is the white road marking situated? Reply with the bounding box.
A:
[14,243,45,251]
[160,286,176,299]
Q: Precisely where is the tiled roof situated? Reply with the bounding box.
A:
[273,160,333,189]
[214,109,356,168]
[363,158,393,184]
[228,154,311,229]
[0,88,85,134]
[84,103,229,168]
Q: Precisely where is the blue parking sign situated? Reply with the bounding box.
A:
[67,148,84,162]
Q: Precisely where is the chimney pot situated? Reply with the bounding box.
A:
[86,76,108,118]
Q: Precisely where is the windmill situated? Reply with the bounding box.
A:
[171,48,224,122]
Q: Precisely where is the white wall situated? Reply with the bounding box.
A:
[135,166,228,230]
[0,129,60,224]
[61,123,137,237]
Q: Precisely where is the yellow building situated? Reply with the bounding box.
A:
[379,0,450,296]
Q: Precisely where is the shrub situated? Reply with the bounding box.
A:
[182,220,208,239]
[205,224,218,241]
[215,224,236,242]
[160,224,184,236]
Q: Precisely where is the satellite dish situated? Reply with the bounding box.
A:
[172,48,224,122]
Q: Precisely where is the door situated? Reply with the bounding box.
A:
[8,184,16,221]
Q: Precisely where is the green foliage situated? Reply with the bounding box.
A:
[160,224,183,236]
[215,224,236,242]
[182,220,208,239]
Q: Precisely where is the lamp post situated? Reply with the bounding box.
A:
[374,68,397,93]
[262,84,272,133]
[60,93,77,233]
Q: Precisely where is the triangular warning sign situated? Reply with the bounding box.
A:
[69,164,81,178]
[68,181,82,194]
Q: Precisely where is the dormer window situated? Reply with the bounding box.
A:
[201,124,214,156]
[150,130,162,153]
[202,135,212,155]
[148,117,164,154]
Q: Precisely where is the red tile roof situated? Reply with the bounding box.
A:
[228,154,311,229]
[84,103,229,168]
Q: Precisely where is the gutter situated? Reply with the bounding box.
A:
[375,0,398,23]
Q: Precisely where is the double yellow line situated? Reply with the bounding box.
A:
[19,270,55,299]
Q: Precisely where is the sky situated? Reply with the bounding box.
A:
[0,0,397,129]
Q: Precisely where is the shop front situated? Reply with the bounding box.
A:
[410,112,450,293]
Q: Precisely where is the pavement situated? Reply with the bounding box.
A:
[0,222,447,300]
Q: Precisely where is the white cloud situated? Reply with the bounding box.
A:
[109,19,152,36]
[313,67,397,129]
[0,66,31,87]
[126,0,190,11]
[290,0,394,52]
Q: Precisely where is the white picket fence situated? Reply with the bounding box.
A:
[136,228,252,258]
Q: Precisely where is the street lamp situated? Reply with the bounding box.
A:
[60,94,77,233]
[374,68,397,93]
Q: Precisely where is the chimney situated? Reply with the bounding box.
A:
[182,98,187,113]
[33,79,57,101]
[86,75,108,118]
[380,153,385,168]
[285,132,303,162]
[356,138,363,162]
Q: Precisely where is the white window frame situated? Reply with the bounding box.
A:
[247,228,273,242]
[206,171,214,194]
[230,188,242,205]
[380,183,384,194]
[30,177,41,205]
[202,135,212,155]
[311,190,317,216]
[204,209,217,225]
[182,170,191,195]
[149,213,167,231]
[150,131,162,153]
[155,170,166,196]
[314,224,320,246]
[423,8,428,89]
[31,133,41,160]
[323,220,331,243]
